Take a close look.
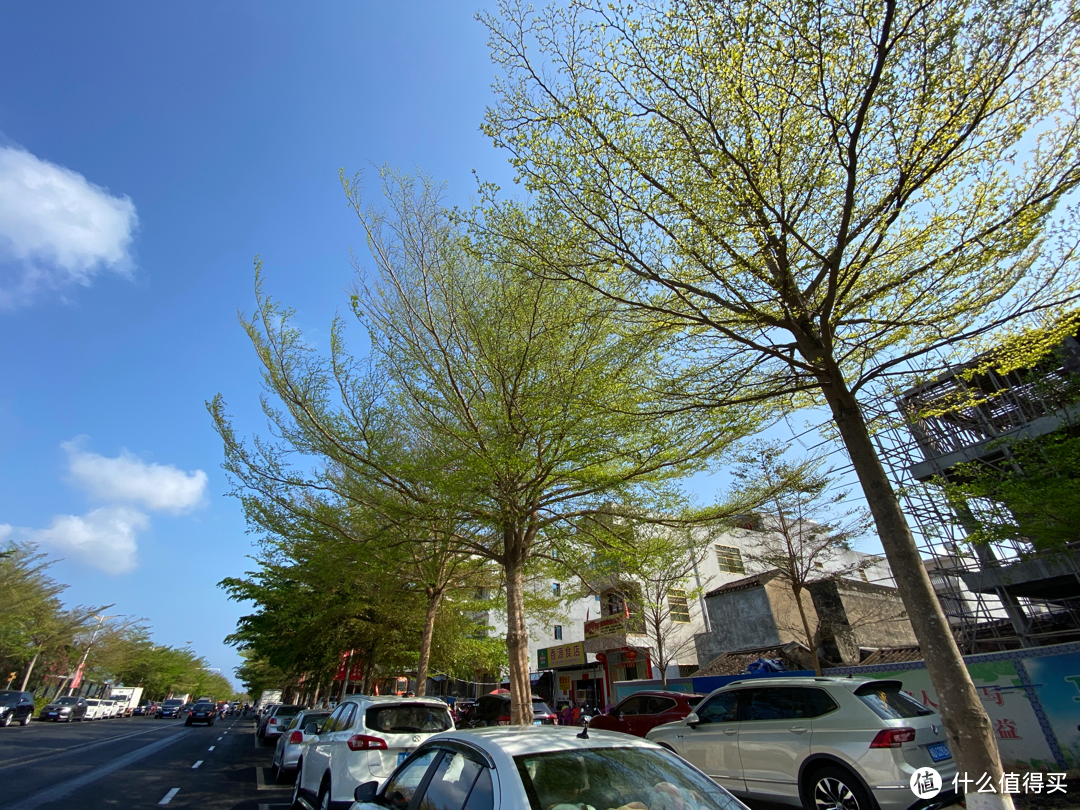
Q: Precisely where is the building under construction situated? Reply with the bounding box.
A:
[869,329,1080,651]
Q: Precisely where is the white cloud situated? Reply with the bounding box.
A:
[63,440,207,513]
[0,524,11,542]
[23,506,147,574]
[0,146,137,307]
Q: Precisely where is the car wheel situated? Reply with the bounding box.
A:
[274,762,289,785]
[318,778,332,810]
[809,766,872,810]
[1,713,12,727]
[290,771,303,810]
[185,720,192,726]
[20,714,31,726]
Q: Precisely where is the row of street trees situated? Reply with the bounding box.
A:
[217,1,1079,805]
[1,542,235,701]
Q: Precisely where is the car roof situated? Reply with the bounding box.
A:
[341,695,450,708]
[425,726,664,757]
[716,675,892,691]
[620,691,705,699]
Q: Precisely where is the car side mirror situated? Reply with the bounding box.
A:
[684,712,700,729]
[304,723,319,735]
[354,781,380,803]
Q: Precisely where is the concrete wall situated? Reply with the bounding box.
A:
[808,578,918,664]
[694,585,783,666]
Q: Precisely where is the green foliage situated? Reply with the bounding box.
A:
[945,430,1080,551]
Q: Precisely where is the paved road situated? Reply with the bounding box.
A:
[1,714,292,810]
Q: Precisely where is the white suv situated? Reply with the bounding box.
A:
[293,695,454,810]
[647,676,958,810]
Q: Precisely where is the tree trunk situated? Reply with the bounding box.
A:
[416,588,444,697]
[654,615,668,689]
[820,370,1012,810]
[19,652,39,692]
[504,549,533,725]
[340,649,354,701]
[791,586,822,676]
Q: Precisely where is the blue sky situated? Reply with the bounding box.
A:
[0,2,518,687]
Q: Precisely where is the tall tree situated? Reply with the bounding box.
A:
[482,0,1080,794]
[211,169,758,723]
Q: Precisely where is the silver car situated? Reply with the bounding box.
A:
[272,708,332,783]
[647,676,958,810]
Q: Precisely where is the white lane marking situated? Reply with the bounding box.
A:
[192,760,203,769]
[159,789,180,805]
[208,745,215,750]
[6,730,191,810]
[217,736,223,740]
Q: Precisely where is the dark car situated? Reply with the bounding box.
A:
[0,690,36,726]
[185,702,218,726]
[588,690,705,737]
[156,698,185,718]
[465,692,557,727]
[39,695,89,722]
[133,701,152,716]
[258,703,306,744]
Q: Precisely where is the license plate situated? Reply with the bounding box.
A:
[928,742,952,762]
[398,752,408,765]
[533,720,543,726]
[47,712,57,716]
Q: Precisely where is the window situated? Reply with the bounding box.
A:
[615,696,646,716]
[514,747,742,810]
[552,582,561,597]
[554,625,563,640]
[742,687,815,721]
[644,697,678,714]
[696,692,740,723]
[800,688,839,718]
[417,751,484,810]
[667,589,691,623]
[384,750,440,810]
[715,545,745,574]
[367,704,453,734]
[855,682,934,719]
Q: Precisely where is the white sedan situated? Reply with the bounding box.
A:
[83,699,105,720]
[346,726,748,810]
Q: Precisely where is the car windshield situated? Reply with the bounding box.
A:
[164,700,183,706]
[532,701,552,715]
[366,704,452,734]
[0,692,20,706]
[515,746,744,810]
[86,700,99,705]
[686,696,704,708]
[855,683,934,719]
[193,704,214,710]
[56,697,79,705]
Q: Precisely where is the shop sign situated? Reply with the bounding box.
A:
[584,614,626,639]
[559,676,571,692]
[537,642,585,669]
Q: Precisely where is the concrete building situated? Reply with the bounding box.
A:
[485,518,899,709]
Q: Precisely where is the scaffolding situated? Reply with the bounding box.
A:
[865,335,1080,653]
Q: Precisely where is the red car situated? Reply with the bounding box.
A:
[588,690,705,737]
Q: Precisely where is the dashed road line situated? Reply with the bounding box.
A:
[208,745,215,750]
[6,730,191,810]
[159,788,180,805]
[217,736,223,740]
[192,760,203,769]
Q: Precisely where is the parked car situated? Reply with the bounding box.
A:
[83,698,106,720]
[464,693,557,727]
[40,696,89,722]
[0,690,36,727]
[157,698,185,718]
[647,676,958,810]
[294,695,455,809]
[588,690,705,738]
[133,701,153,716]
[186,701,218,726]
[272,708,332,782]
[260,704,307,744]
[99,699,116,718]
[347,725,748,810]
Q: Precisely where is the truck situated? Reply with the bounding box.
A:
[108,686,144,718]
[255,688,283,713]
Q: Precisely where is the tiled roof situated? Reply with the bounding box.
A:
[858,646,922,665]
[703,570,782,599]
[690,641,815,677]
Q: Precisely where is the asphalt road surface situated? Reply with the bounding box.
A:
[1,713,293,810]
